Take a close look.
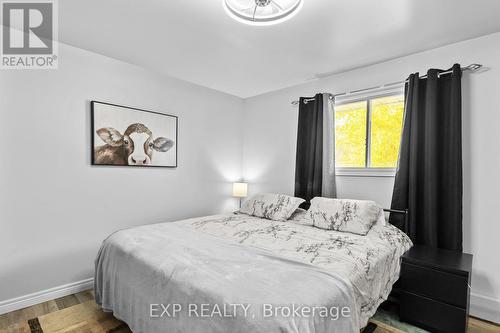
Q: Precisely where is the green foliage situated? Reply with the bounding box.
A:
[334,95,404,168]
[370,96,404,167]
[335,101,367,167]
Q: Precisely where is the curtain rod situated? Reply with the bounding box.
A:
[291,63,483,105]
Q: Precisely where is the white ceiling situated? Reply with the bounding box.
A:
[60,0,500,98]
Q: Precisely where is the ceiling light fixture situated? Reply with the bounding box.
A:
[224,0,303,26]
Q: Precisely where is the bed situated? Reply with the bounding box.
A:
[95,211,412,333]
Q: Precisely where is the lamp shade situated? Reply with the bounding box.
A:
[232,182,248,198]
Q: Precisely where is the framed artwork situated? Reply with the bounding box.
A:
[91,101,178,168]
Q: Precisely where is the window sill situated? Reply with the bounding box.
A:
[335,168,396,177]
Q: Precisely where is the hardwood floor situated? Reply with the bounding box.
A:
[0,290,130,333]
[0,290,499,333]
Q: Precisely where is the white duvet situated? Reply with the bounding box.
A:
[95,213,412,333]
[186,213,412,325]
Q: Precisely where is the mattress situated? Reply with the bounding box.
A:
[95,213,412,332]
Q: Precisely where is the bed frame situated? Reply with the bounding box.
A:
[383,208,409,234]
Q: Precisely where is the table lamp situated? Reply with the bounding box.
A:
[232,182,248,208]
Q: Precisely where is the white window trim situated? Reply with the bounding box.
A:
[335,167,396,177]
[334,85,404,177]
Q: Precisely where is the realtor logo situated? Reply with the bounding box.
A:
[1,0,58,69]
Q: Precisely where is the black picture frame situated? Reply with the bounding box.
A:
[91,101,178,168]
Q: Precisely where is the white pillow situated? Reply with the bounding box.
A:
[307,197,382,235]
[239,193,305,221]
[374,208,387,226]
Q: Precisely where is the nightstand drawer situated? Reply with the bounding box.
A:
[400,262,468,308]
[400,291,467,333]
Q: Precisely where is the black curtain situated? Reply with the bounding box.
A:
[294,94,323,208]
[390,64,463,251]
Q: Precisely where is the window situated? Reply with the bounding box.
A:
[334,93,404,175]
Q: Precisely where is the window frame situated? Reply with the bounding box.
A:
[334,86,404,177]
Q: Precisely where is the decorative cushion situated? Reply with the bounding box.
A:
[239,193,305,221]
[307,197,382,235]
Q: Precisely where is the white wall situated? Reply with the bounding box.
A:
[0,43,243,301]
[242,32,500,322]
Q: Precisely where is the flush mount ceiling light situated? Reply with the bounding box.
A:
[224,0,303,26]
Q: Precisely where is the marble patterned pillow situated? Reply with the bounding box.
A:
[307,197,382,235]
[239,193,305,221]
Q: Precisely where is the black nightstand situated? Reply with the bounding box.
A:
[399,245,473,333]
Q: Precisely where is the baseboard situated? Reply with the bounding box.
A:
[470,292,500,324]
[0,278,94,315]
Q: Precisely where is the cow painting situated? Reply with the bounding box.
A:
[94,123,174,166]
[91,101,178,167]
